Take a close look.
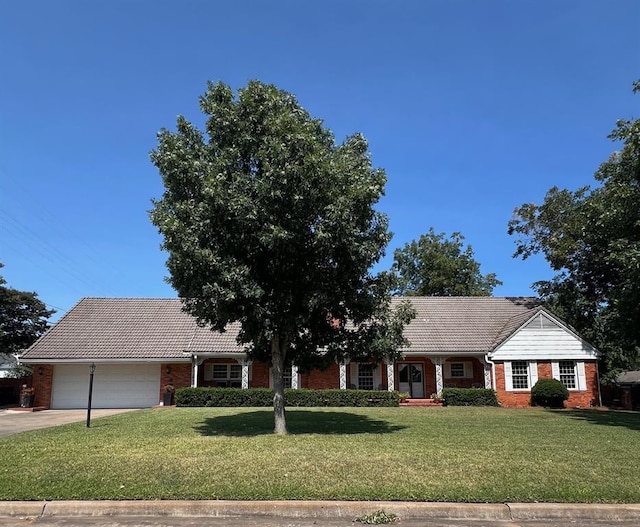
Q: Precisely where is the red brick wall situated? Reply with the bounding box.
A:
[494,362,531,407]
[160,362,191,399]
[537,361,552,380]
[380,363,388,388]
[424,359,436,395]
[302,363,340,389]
[572,362,599,407]
[31,366,53,408]
[495,361,600,408]
[251,362,270,388]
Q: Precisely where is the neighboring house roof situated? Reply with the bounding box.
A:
[616,371,640,384]
[21,296,543,362]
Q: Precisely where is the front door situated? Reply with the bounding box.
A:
[398,363,425,398]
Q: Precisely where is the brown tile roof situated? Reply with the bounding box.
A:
[20,298,244,361]
[21,296,541,361]
[393,296,540,353]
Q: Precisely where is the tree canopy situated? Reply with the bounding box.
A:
[0,263,54,376]
[150,80,413,434]
[508,80,640,379]
[392,228,502,296]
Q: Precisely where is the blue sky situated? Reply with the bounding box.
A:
[1,0,638,321]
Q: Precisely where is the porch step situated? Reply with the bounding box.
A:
[400,398,443,407]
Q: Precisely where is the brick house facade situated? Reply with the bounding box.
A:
[19,297,600,409]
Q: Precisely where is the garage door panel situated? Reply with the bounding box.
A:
[52,364,160,409]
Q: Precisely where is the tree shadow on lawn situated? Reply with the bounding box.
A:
[194,409,407,437]
[546,408,640,432]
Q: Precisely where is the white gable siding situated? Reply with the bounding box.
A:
[491,314,598,361]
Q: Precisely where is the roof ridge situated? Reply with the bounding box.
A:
[79,297,181,300]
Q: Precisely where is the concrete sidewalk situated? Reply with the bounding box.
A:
[1,500,640,522]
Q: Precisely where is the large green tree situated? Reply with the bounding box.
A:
[150,80,413,434]
[392,228,502,296]
[0,263,54,376]
[508,80,640,378]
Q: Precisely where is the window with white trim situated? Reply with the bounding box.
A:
[553,360,586,390]
[559,361,577,389]
[204,363,242,387]
[505,361,538,391]
[511,361,530,389]
[450,363,465,378]
[358,364,374,390]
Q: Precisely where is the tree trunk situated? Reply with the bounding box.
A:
[272,336,288,435]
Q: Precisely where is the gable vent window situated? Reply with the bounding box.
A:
[525,314,557,329]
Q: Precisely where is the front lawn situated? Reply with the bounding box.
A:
[1,407,638,502]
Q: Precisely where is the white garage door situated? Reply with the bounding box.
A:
[52,363,161,409]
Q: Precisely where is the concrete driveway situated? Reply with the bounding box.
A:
[0,408,137,436]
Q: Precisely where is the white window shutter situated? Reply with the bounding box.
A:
[504,362,513,391]
[577,361,587,391]
[551,361,560,380]
[444,362,451,377]
[529,361,538,387]
[464,362,472,379]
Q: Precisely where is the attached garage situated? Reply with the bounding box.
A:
[51,363,161,409]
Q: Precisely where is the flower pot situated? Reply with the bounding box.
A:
[162,392,174,406]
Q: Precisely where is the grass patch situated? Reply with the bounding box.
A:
[357,510,399,524]
[1,407,639,502]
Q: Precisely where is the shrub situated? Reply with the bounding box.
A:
[175,388,402,407]
[440,388,499,406]
[176,387,272,407]
[531,378,569,408]
[286,389,401,407]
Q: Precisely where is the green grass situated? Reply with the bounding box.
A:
[1,407,639,502]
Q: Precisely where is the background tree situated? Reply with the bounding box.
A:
[508,80,640,379]
[150,80,414,434]
[392,228,502,296]
[0,262,54,376]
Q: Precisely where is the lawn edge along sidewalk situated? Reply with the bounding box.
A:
[2,501,640,521]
